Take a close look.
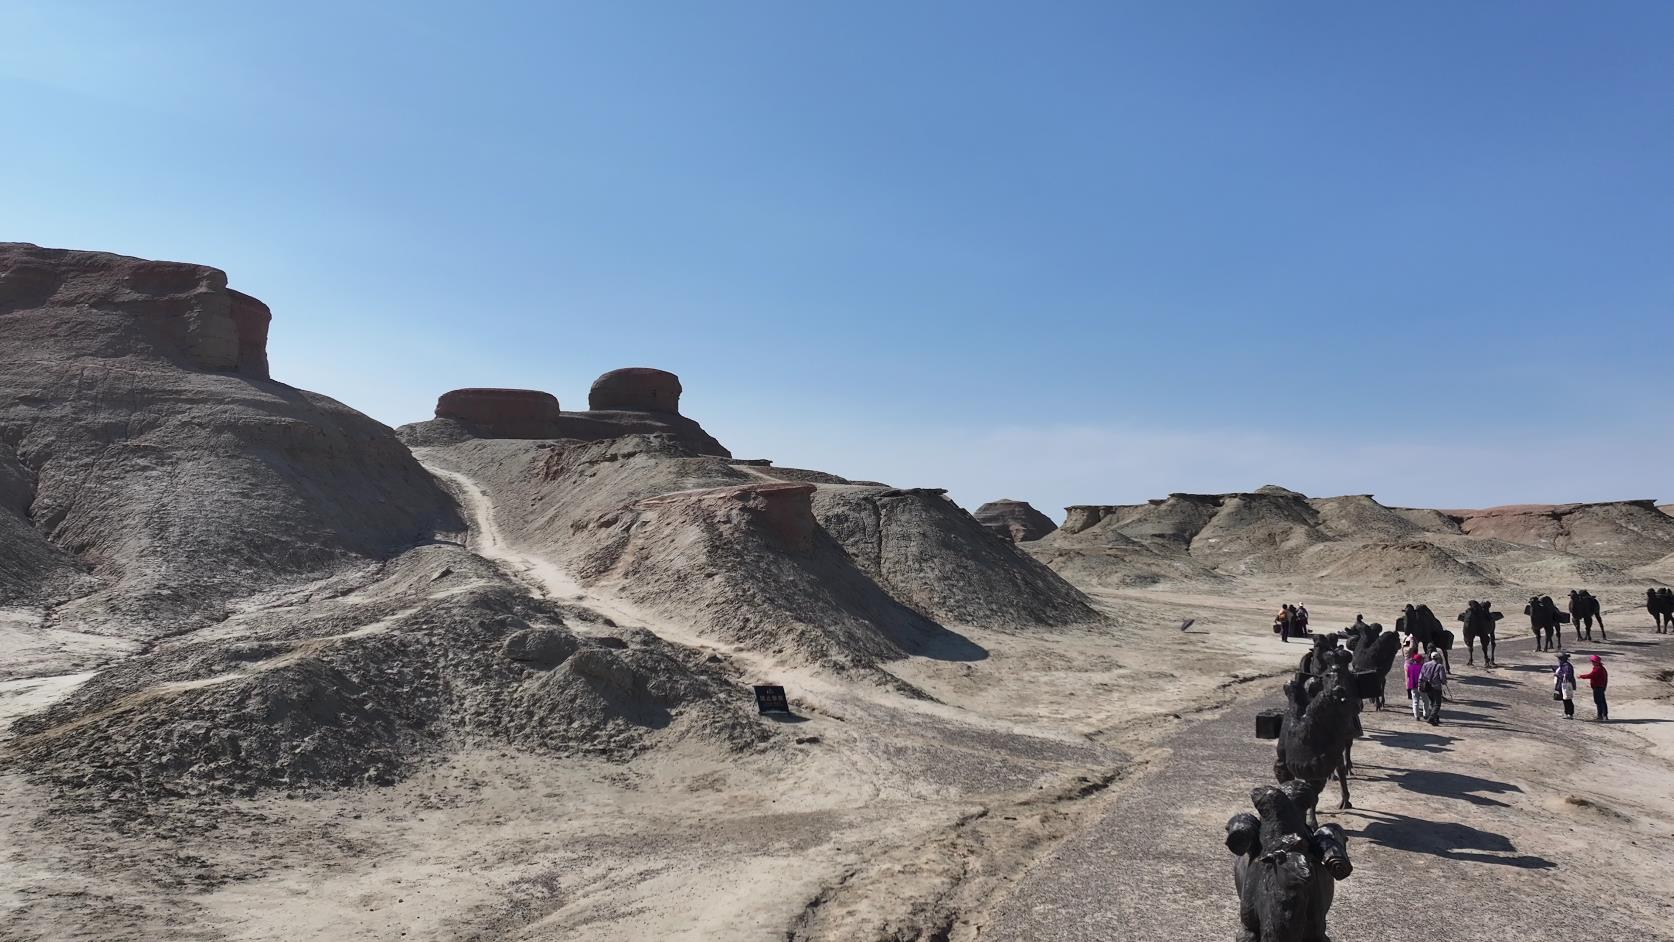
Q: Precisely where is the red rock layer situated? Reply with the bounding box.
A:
[434,388,563,439]
[589,367,682,413]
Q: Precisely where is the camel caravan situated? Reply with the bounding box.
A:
[1235,585,1669,938]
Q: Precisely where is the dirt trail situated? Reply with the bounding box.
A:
[416,456,854,704]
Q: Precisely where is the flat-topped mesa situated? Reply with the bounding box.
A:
[589,367,682,413]
[1,243,271,379]
[974,499,1057,543]
[434,388,562,439]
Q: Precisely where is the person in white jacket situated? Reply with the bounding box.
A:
[1553,652,1576,720]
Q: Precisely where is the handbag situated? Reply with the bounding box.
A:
[1552,690,1564,701]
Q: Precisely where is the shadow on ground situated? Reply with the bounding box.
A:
[1385,768,1521,807]
[1349,811,1556,869]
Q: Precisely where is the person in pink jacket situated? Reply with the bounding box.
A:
[1405,651,1425,721]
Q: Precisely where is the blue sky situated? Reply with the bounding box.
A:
[4,2,1671,516]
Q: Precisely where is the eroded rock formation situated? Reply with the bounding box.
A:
[2,245,272,378]
[403,368,729,456]
[973,499,1057,543]
[589,367,682,413]
[435,388,563,439]
[637,482,819,554]
[0,242,458,626]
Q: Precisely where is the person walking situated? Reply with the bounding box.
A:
[1553,652,1577,720]
[1405,651,1426,721]
[1419,649,1448,726]
[1579,654,1609,722]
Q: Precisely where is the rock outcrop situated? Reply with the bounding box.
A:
[636,482,819,554]
[0,243,459,628]
[973,499,1057,542]
[589,367,682,413]
[401,368,729,457]
[435,388,563,439]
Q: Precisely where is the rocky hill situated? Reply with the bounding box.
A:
[0,246,764,802]
[0,244,459,632]
[1031,485,1674,590]
[404,377,1099,678]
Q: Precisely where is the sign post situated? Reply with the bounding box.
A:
[753,684,791,715]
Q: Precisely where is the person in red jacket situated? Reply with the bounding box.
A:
[1579,654,1609,722]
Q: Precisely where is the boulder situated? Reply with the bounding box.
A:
[589,367,682,413]
[973,499,1058,542]
[435,388,563,439]
[500,627,579,668]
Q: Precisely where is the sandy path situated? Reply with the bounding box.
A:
[981,628,1674,941]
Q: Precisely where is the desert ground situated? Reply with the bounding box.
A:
[4,244,1674,941]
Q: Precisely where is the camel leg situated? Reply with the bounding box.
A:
[1597,612,1605,641]
[1337,765,1352,810]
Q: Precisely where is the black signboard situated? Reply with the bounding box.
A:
[753,684,791,714]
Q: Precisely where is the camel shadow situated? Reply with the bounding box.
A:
[1386,769,1522,807]
[1366,729,1457,753]
[1439,709,1505,726]
[1348,812,1556,869]
[1446,698,1505,710]
[1454,675,1516,688]
[1599,718,1673,726]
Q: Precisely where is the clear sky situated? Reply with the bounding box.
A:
[5,2,1672,517]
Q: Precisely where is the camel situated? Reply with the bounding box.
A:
[1457,600,1500,667]
[1226,781,1353,942]
[1567,590,1606,642]
[1396,603,1451,670]
[1526,595,1563,652]
[1651,588,1674,634]
[1274,662,1360,814]
[1345,622,1399,709]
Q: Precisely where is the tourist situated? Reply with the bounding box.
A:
[1579,654,1609,722]
[1553,652,1576,720]
[1276,604,1293,642]
[1418,650,1448,726]
[1405,651,1425,721]
[1295,604,1310,637]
